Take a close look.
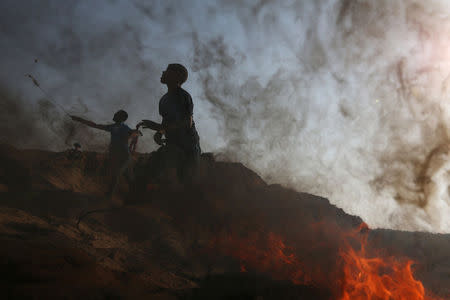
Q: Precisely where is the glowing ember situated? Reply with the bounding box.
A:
[211,231,310,285]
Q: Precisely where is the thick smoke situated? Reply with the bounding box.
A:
[0,85,106,151]
[1,0,450,233]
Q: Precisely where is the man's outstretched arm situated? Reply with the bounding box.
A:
[137,116,192,134]
[137,120,163,131]
[70,115,110,131]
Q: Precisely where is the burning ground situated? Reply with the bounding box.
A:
[0,144,449,299]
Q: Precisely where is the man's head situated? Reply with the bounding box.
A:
[113,110,128,123]
[160,63,188,86]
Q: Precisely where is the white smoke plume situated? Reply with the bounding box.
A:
[1,0,450,232]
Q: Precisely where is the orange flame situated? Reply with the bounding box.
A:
[209,222,443,300]
[338,223,430,300]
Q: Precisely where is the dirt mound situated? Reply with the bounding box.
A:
[0,145,449,299]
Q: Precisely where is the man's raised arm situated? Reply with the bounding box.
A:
[70,115,110,131]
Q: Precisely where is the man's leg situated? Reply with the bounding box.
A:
[106,154,129,198]
[106,160,120,198]
[178,144,201,184]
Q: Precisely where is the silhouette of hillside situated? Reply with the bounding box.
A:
[0,144,448,299]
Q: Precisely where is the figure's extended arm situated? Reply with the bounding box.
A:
[70,115,110,131]
[137,120,163,131]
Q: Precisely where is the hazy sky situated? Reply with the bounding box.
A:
[2,0,450,233]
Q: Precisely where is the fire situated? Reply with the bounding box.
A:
[211,231,310,285]
[209,222,442,300]
[338,223,429,300]
[339,253,425,300]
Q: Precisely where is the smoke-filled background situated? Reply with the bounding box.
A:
[2,0,450,233]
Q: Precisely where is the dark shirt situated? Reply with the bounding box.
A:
[159,87,199,151]
[104,123,133,155]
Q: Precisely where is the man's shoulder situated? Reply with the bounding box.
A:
[111,123,132,132]
[121,123,132,131]
[103,123,115,131]
[178,87,192,99]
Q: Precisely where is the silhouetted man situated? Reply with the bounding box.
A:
[71,110,139,200]
[138,63,201,182]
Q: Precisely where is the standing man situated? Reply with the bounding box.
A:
[139,63,201,182]
[71,110,139,200]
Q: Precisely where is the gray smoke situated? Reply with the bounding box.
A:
[1,0,450,233]
[0,85,106,151]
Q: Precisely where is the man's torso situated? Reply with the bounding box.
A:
[107,123,132,155]
[159,88,199,149]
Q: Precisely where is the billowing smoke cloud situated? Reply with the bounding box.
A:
[0,84,108,151]
[1,0,450,233]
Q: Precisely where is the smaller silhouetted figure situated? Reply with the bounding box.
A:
[70,110,139,200]
[67,142,82,160]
